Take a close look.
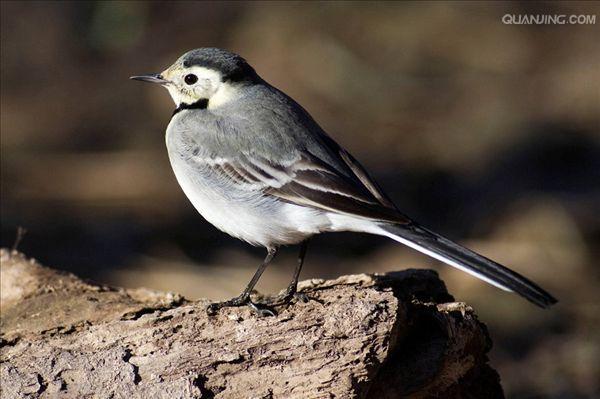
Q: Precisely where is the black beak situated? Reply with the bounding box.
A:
[129,73,168,84]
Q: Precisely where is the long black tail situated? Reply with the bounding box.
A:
[379,222,557,308]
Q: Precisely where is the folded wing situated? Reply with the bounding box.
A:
[191,150,409,224]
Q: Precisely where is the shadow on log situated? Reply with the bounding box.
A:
[0,249,504,398]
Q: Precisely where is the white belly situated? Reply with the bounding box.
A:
[168,155,329,247]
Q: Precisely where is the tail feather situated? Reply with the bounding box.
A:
[379,222,557,308]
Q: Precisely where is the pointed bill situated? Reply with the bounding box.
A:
[130,73,168,84]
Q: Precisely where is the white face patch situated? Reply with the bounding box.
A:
[208,82,241,109]
[163,66,221,106]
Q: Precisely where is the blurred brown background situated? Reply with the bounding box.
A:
[1,1,599,397]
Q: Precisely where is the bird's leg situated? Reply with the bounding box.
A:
[268,240,310,305]
[206,247,278,316]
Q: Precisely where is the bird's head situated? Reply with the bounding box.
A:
[131,48,258,109]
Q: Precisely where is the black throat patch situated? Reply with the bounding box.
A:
[173,98,209,116]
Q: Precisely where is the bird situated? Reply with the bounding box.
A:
[131,48,557,316]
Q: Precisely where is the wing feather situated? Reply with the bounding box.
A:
[192,151,409,224]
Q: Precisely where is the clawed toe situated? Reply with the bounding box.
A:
[206,295,278,317]
[206,302,220,316]
[247,301,277,317]
[263,290,311,306]
[206,294,249,316]
[294,292,310,303]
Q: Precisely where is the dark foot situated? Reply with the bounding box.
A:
[206,294,277,317]
[247,301,277,317]
[264,288,310,306]
[291,291,310,303]
[206,293,248,316]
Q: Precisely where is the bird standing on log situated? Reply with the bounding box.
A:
[131,48,557,316]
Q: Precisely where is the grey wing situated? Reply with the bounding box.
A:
[192,149,409,224]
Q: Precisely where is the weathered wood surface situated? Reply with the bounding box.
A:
[0,249,503,398]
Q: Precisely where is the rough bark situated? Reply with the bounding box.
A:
[0,249,504,398]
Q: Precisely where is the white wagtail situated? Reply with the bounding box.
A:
[131,48,556,315]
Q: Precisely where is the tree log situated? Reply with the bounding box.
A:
[0,249,504,398]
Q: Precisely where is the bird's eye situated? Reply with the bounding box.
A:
[184,74,198,85]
